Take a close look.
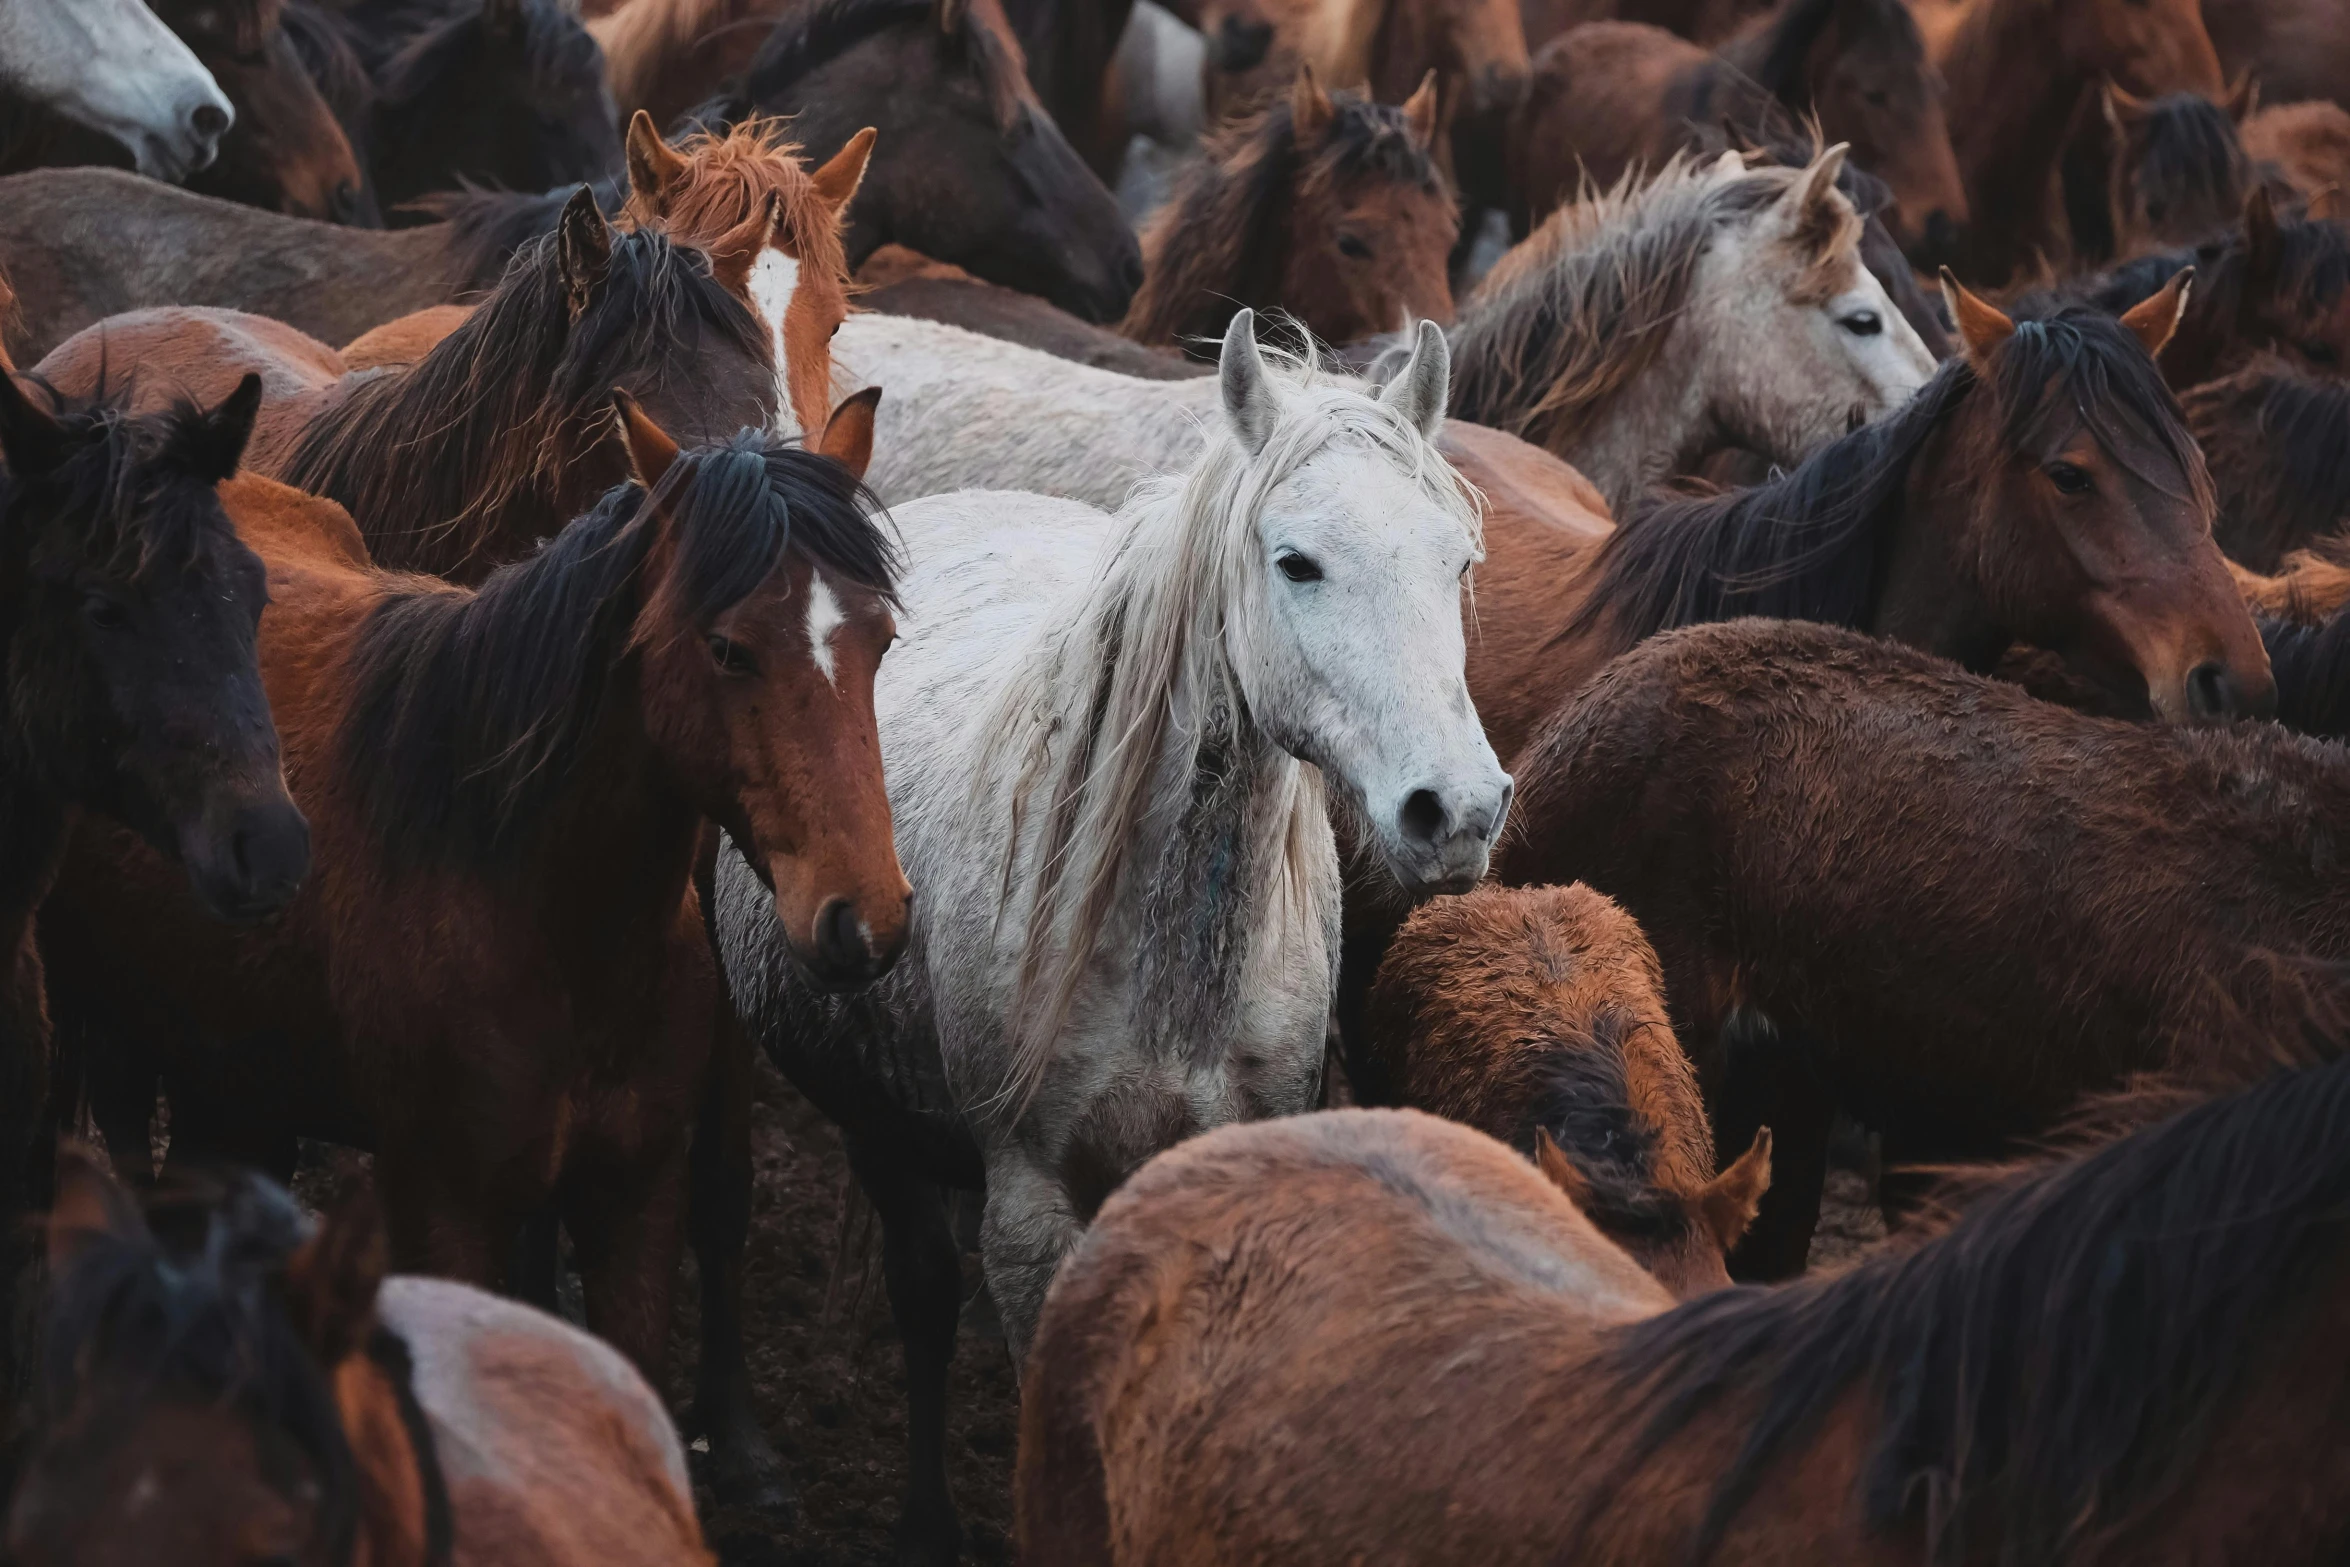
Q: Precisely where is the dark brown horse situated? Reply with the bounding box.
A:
[0,371,308,1431]
[1020,1068,2350,1563]
[2094,82,2256,262]
[1122,68,1454,354]
[2183,354,2350,569]
[2205,0,2350,114]
[697,0,1143,323]
[1364,883,1771,1297]
[1494,616,2343,1276]
[159,0,374,223]
[39,396,907,1411]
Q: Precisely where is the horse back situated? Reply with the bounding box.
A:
[31,307,347,465]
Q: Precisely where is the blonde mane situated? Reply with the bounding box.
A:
[981,355,1480,1116]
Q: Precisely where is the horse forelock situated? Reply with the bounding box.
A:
[632,118,850,284]
[983,364,1471,1119]
[4,387,243,583]
[1992,305,2214,514]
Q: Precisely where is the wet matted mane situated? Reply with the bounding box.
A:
[1583,1043,2350,1566]
[1560,307,2209,659]
[1448,156,1856,453]
[337,430,898,870]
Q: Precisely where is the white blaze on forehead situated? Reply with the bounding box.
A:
[805,572,846,688]
[750,248,803,436]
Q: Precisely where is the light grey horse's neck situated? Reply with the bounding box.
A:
[1555,326,1718,516]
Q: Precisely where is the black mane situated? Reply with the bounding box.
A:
[2185,355,2350,571]
[421,179,626,294]
[2263,600,2350,740]
[1,383,245,590]
[373,0,603,109]
[1588,1045,2350,1565]
[2118,93,2250,238]
[339,430,898,869]
[723,0,1026,114]
[1516,1009,1688,1242]
[1568,308,2202,657]
[2032,201,2350,329]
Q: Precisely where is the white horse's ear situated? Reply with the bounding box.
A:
[1220,308,1280,456]
[1379,317,1449,440]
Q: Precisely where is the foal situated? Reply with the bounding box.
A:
[1364,884,1770,1296]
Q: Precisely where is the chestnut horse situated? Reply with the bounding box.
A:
[1364,884,1771,1296]
[1021,1075,2350,1563]
[1122,68,1454,353]
[1924,0,2223,283]
[39,397,906,1407]
[2183,355,2350,569]
[11,1151,708,1567]
[0,372,309,1437]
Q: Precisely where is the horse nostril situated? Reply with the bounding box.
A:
[191,103,230,139]
[814,896,869,973]
[1398,788,1447,846]
[2186,660,2233,720]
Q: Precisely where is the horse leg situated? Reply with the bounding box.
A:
[978,1150,1083,1371]
[845,1134,964,1567]
[687,1002,793,1514]
[1718,1013,1836,1280]
[564,1138,691,1382]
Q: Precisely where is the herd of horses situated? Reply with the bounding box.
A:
[5,0,2350,1558]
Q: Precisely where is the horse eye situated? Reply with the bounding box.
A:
[2302,339,2338,365]
[1336,233,1372,262]
[1276,552,1323,583]
[82,592,129,631]
[1838,310,1882,337]
[707,634,758,674]
[2046,462,2094,495]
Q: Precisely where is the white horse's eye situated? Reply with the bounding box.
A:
[1276,552,1323,583]
[1838,310,1883,337]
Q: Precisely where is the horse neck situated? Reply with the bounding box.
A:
[1559,326,1715,517]
[1938,0,2084,271]
[1867,410,2011,669]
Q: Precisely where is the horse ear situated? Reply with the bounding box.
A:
[705,190,781,300]
[1938,267,2015,366]
[2101,77,2153,135]
[1400,69,1439,149]
[47,1144,144,1275]
[173,372,263,484]
[625,111,689,219]
[1692,1127,1772,1255]
[1780,142,1851,257]
[1218,307,1280,456]
[935,0,967,35]
[282,1186,388,1367]
[557,185,614,320]
[0,368,71,481]
[2243,182,2283,291]
[813,386,881,480]
[2119,265,2193,359]
[1379,316,1449,440]
[810,127,877,213]
[1291,62,1335,143]
[2224,72,2259,124]
[610,389,682,490]
[1533,1130,1596,1210]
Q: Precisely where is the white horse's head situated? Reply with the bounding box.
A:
[1214,309,1509,894]
[0,0,232,182]
[1690,144,1937,460]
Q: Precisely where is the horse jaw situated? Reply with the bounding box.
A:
[0,0,233,181]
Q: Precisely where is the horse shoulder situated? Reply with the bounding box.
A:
[342,304,475,372]
[377,1277,709,1567]
[31,305,345,412]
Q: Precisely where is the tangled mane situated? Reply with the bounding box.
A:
[1121,85,1448,348]
[339,429,895,870]
[278,223,771,578]
[373,0,605,111]
[2183,354,2350,571]
[2263,598,2350,739]
[2031,195,2350,349]
[1582,1041,2350,1566]
[979,355,1476,1116]
[1516,1010,1690,1242]
[1564,306,2208,658]
[2114,93,2252,247]
[1447,154,1858,460]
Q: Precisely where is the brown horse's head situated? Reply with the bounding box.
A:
[2063,0,2223,99]
[2231,183,2350,377]
[621,111,869,439]
[8,1153,428,1567]
[1537,1126,1771,1297]
[616,393,911,989]
[157,0,373,223]
[1940,270,2274,723]
[2103,81,2254,259]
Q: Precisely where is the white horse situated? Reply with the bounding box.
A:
[719,311,1508,1362]
[837,144,1933,517]
[0,0,232,181]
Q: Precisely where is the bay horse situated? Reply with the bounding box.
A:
[1449,145,1933,515]
[1493,614,2329,1279]
[2022,184,2350,389]
[1121,68,1455,354]
[39,395,907,1424]
[10,1150,709,1567]
[1925,0,2224,284]
[1021,1075,2350,1564]
[715,311,1506,1564]
[0,370,309,1442]
[0,0,232,182]
[2183,355,2350,569]
[2096,83,2255,262]
[696,0,1144,325]
[158,0,373,224]
[1363,883,1771,1296]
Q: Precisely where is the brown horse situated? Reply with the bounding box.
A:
[10,1150,709,1567]
[2205,0,2350,114]
[2244,99,2350,203]
[1020,1073,2350,1564]
[1122,68,1454,353]
[1364,884,1771,1297]
[40,396,906,1402]
[2099,82,2256,260]
[1926,0,2224,283]
[2182,354,2350,569]
[159,0,373,223]
[2021,184,2350,388]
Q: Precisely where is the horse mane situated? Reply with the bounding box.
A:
[373,0,606,109]
[1516,1009,1690,1242]
[626,117,850,285]
[2183,354,2350,569]
[980,358,1474,1116]
[1739,0,1840,100]
[2034,200,2350,332]
[1585,1042,2350,1566]
[2262,600,2350,738]
[0,381,243,582]
[421,181,620,292]
[339,431,895,870]
[723,0,1032,126]
[1563,306,2208,658]
[281,0,381,144]
[32,1173,453,1567]
[1448,156,1843,455]
[1123,85,1445,347]
[277,223,770,577]
[2119,93,2250,230]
